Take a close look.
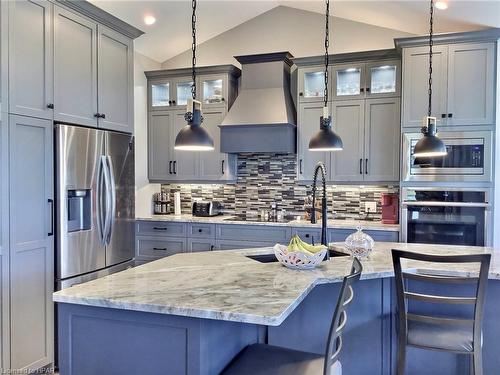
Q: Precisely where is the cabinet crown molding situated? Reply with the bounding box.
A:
[54,0,144,39]
[394,28,500,49]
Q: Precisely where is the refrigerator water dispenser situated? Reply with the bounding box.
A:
[67,189,91,232]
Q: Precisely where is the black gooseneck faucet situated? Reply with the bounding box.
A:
[310,162,329,261]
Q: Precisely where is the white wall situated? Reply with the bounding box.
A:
[162,6,414,69]
[134,51,161,218]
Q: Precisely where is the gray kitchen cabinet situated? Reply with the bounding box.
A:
[328,228,399,243]
[401,45,448,128]
[216,224,291,244]
[331,100,365,182]
[8,0,53,120]
[297,101,332,181]
[148,111,173,181]
[136,221,186,238]
[363,98,400,182]
[330,98,400,183]
[199,108,236,180]
[402,42,495,128]
[8,115,53,371]
[97,25,134,133]
[136,237,186,262]
[187,239,215,252]
[446,42,494,126]
[145,66,240,182]
[297,66,329,103]
[332,63,365,100]
[54,6,98,127]
[171,110,200,180]
[188,223,216,239]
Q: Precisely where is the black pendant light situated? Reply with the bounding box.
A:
[174,0,214,151]
[309,0,343,152]
[413,0,446,158]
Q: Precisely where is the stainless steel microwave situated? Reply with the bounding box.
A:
[402,131,493,182]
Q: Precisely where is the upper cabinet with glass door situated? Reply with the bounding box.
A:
[333,60,400,100]
[297,66,330,103]
[149,79,172,111]
[198,74,229,107]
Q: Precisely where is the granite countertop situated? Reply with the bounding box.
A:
[136,214,400,232]
[53,242,498,326]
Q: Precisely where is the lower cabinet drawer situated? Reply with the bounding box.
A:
[328,229,399,243]
[136,221,186,237]
[216,240,277,251]
[292,228,323,244]
[187,239,216,252]
[216,224,291,243]
[136,237,186,260]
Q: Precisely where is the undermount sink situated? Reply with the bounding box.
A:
[246,250,348,263]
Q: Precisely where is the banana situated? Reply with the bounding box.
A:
[287,235,315,255]
[296,236,327,254]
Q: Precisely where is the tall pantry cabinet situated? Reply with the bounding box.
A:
[0,0,142,372]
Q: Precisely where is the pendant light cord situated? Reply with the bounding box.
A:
[191,0,197,100]
[323,0,330,108]
[428,0,434,117]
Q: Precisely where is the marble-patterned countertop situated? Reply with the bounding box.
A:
[53,242,498,326]
[136,214,400,232]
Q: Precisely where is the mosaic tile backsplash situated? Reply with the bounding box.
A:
[161,154,398,221]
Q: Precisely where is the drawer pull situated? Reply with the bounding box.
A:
[305,234,310,238]
[198,229,203,233]
[153,227,168,231]
[153,247,167,251]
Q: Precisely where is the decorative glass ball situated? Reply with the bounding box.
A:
[345,226,374,258]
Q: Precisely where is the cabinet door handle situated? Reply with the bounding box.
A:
[360,88,365,93]
[172,100,176,105]
[359,159,363,174]
[305,234,310,238]
[94,113,100,118]
[448,113,453,118]
[366,87,370,93]
[101,113,106,119]
[299,92,304,97]
[173,161,177,174]
[47,103,54,109]
[153,247,167,251]
[153,227,168,231]
[47,199,54,236]
[210,245,215,251]
[198,229,203,233]
[169,161,172,174]
[365,159,369,174]
[441,113,447,118]
[299,159,303,174]
[221,97,225,102]
[168,100,172,105]
[221,160,225,174]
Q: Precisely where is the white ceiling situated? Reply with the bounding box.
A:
[90,0,500,63]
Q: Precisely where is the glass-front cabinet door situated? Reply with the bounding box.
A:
[298,67,330,103]
[198,74,228,107]
[333,64,364,100]
[366,60,400,98]
[149,80,172,111]
[173,79,194,108]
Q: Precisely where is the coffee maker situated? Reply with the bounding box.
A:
[381,193,399,224]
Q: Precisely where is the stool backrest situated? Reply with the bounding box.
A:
[391,249,491,352]
[323,257,362,375]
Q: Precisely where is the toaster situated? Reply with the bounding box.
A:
[192,201,223,217]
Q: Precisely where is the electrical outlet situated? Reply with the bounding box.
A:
[365,202,377,213]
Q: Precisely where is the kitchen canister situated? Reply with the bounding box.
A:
[174,192,181,215]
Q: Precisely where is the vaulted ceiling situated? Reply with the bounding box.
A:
[90,0,500,63]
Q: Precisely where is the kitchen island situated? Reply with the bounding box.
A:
[54,243,500,375]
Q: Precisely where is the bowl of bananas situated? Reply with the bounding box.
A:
[274,235,327,270]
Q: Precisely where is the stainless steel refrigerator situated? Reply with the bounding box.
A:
[55,124,135,289]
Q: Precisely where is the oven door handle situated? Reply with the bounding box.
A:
[402,201,490,208]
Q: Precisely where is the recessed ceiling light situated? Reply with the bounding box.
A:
[144,15,156,26]
[435,1,448,10]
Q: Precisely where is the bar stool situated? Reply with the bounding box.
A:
[391,249,491,375]
[221,258,362,375]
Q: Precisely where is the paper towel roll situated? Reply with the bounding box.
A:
[174,192,181,215]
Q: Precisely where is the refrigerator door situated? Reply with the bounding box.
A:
[104,131,135,266]
[56,125,106,280]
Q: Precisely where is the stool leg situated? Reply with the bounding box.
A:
[472,349,483,375]
[397,339,406,375]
